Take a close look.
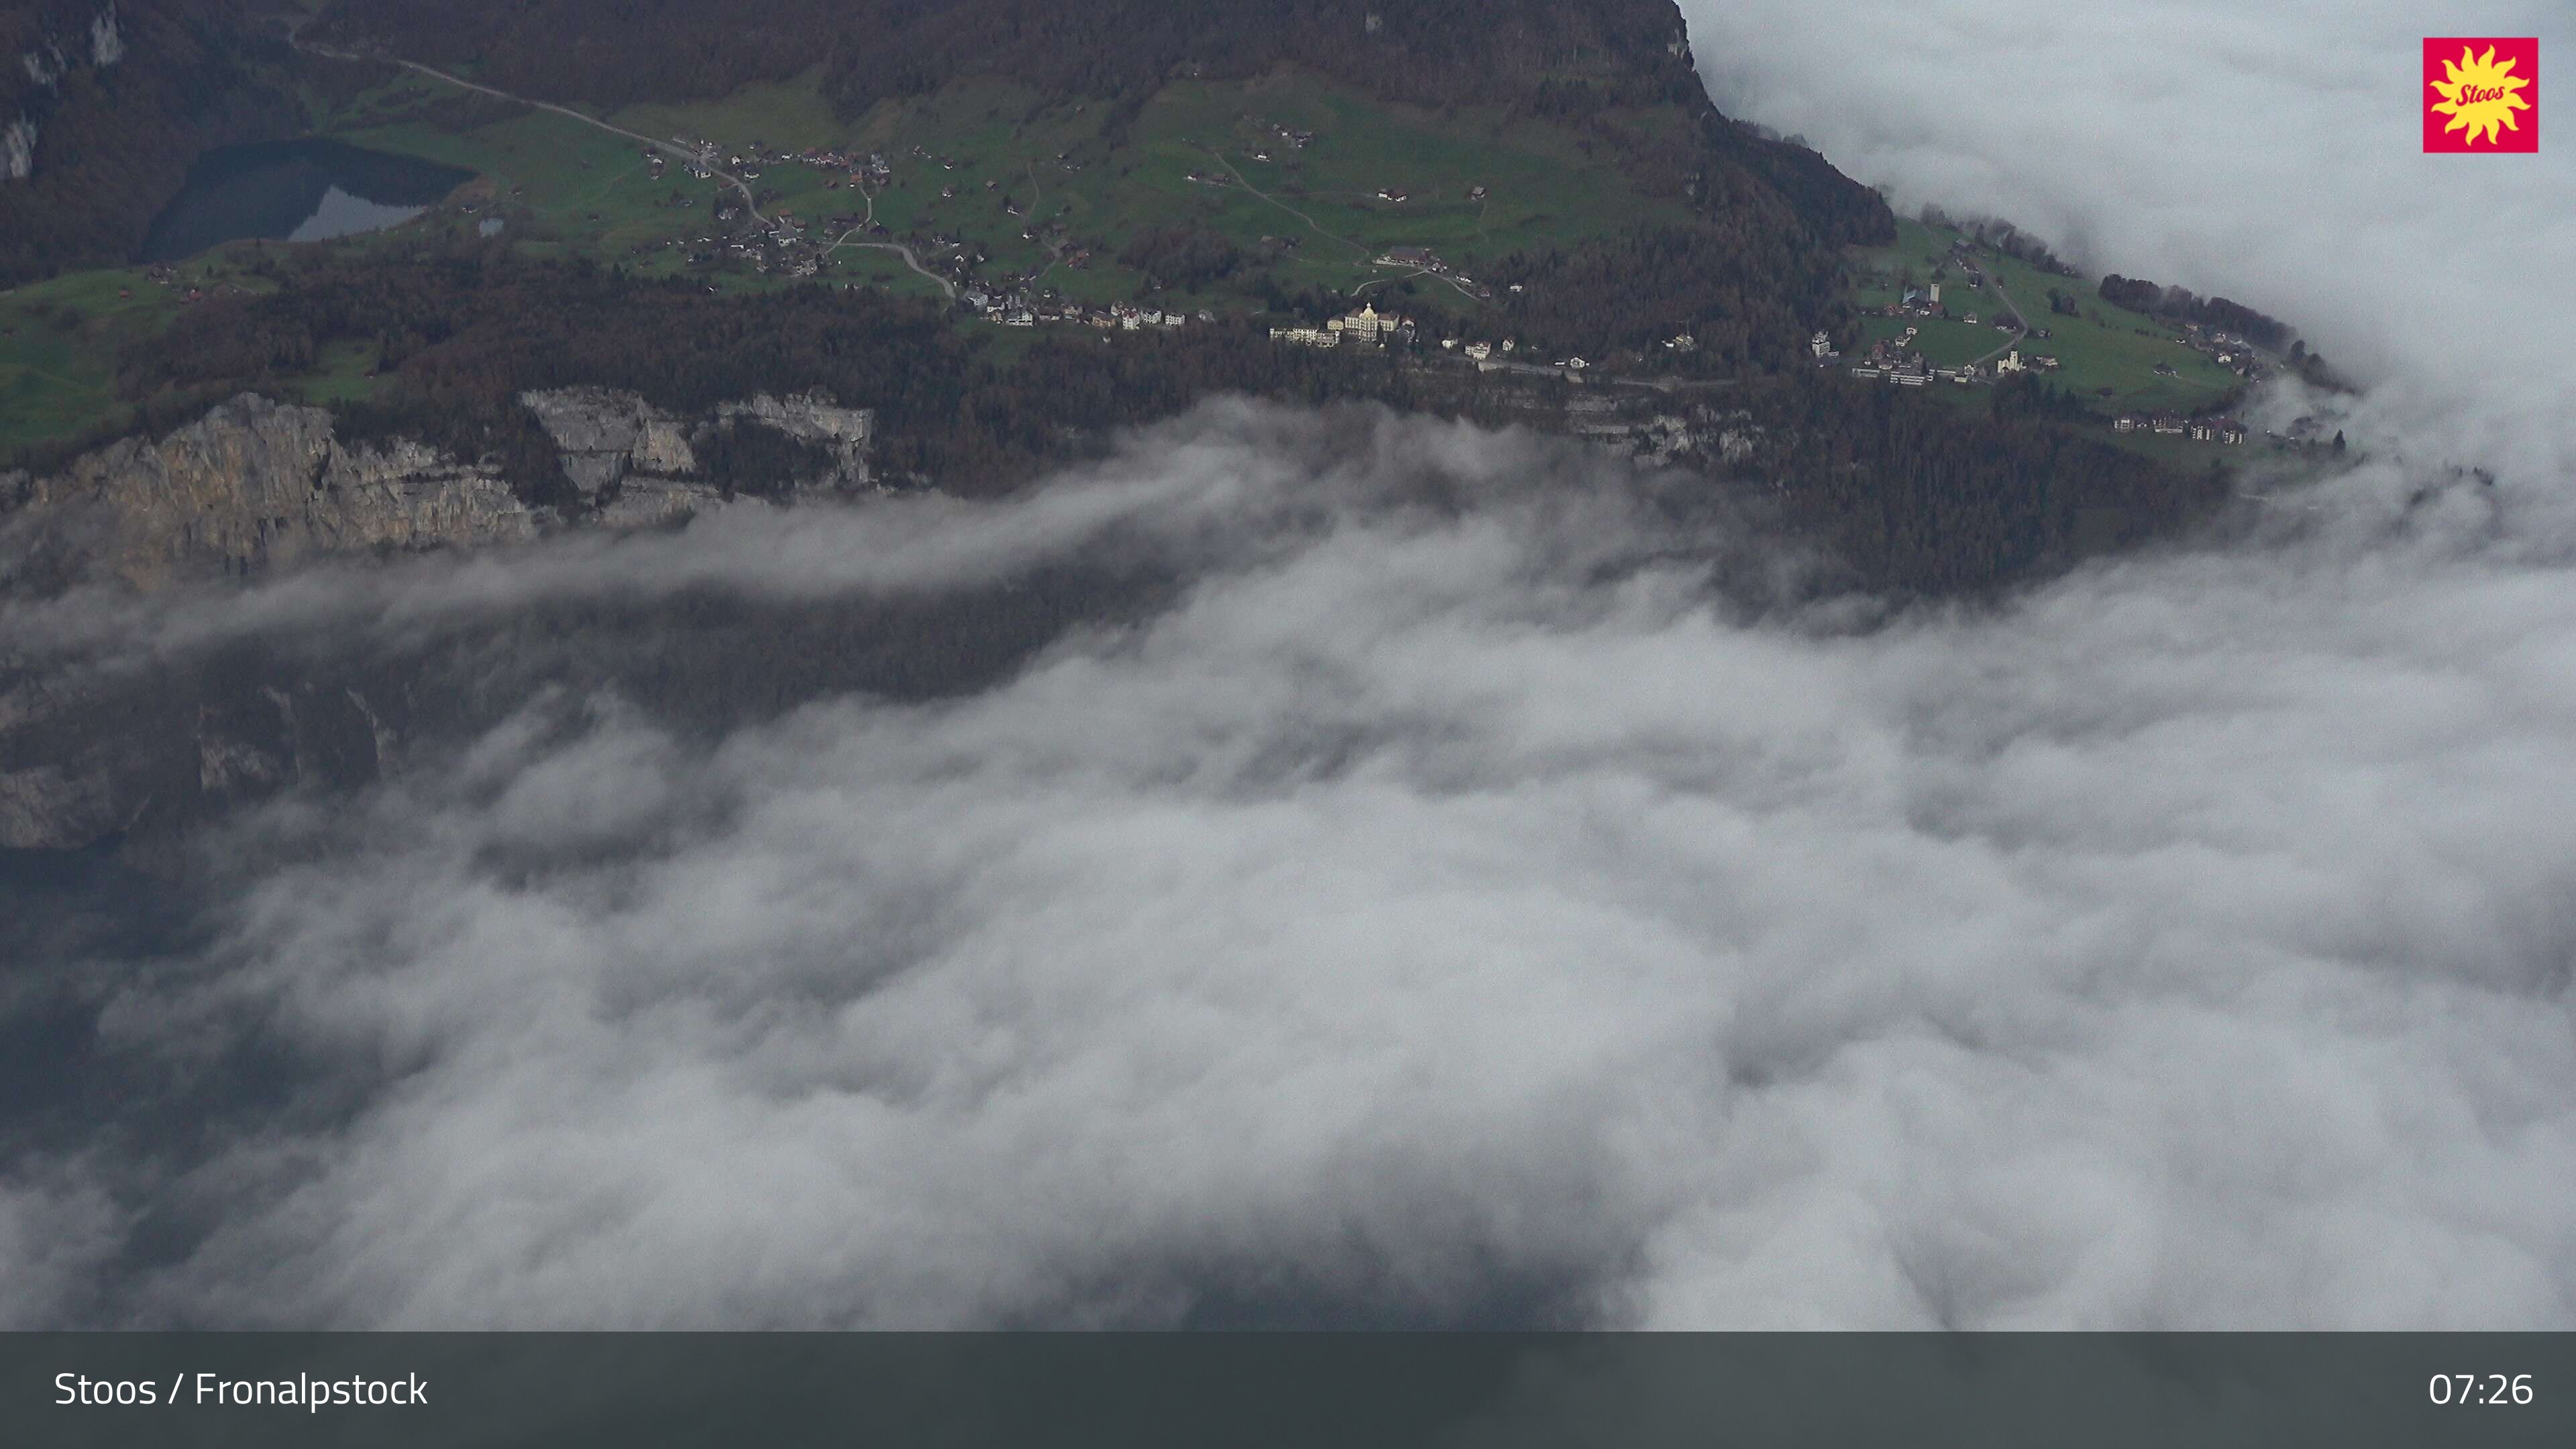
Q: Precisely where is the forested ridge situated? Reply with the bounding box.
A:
[56,244,2214,594]
[0,0,303,286]
[309,0,1703,115]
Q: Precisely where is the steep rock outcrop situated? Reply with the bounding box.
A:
[518,385,700,495]
[0,386,875,592]
[714,390,874,490]
[518,384,875,496]
[4,393,541,590]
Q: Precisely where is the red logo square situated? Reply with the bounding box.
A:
[2424,38,2538,152]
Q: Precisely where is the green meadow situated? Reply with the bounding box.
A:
[1848,215,2245,417]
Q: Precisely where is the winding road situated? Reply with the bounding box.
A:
[1966,266,2033,367]
[821,183,959,299]
[1203,146,1370,261]
[296,30,958,299]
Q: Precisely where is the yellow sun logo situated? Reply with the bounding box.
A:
[2428,44,2532,146]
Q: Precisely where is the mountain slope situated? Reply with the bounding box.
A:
[0,0,299,286]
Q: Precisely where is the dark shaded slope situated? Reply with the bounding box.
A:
[0,0,301,285]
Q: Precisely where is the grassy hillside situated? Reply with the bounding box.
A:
[4,46,1874,460]
[594,67,1704,309]
[305,0,1713,117]
[1846,215,2245,416]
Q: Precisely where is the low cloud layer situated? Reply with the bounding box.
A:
[5,1,2573,1330]
[4,397,2572,1328]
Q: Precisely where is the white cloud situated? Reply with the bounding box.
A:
[0,395,2558,1328]
[1684,0,2576,473]
[5,4,2575,1330]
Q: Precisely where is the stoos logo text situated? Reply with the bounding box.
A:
[2424,38,2538,152]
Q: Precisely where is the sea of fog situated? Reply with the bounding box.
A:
[1,0,2571,1328]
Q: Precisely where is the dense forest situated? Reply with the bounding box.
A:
[1758,374,2227,593]
[99,246,1438,506]
[2097,274,2296,352]
[69,240,2217,595]
[308,0,1705,115]
[0,0,302,286]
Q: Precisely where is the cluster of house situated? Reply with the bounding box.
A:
[1820,330,2056,386]
[2114,414,2247,444]
[2178,322,2269,380]
[1375,245,1496,299]
[1271,302,1414,349]
[970,292,1212,331]
[1269,307,1601,372]
[119,263,242,307]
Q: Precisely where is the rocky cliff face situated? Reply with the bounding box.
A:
[714,390,875,490]
[2,393,542,592]
[2,384,883,593]
[518,384,875,507]
[0,384,894,848]
[519,385,703,496]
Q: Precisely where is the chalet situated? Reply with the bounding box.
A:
[1468,185,1488,201]
[2113,415,2140,432]
[2218,419,2246,444]
[1464,341,1493,361]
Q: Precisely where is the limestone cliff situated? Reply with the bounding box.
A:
[518,384,875,498]
[518,385,702,496]
[0,384,888,593]
[3,394,543,591]
[713,390,875,490]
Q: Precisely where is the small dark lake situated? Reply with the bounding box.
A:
[139,138,476,263]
